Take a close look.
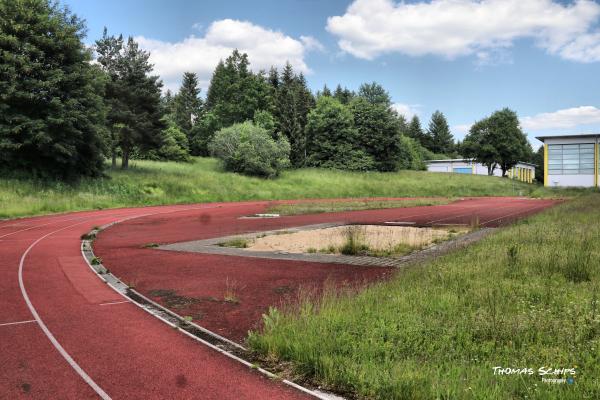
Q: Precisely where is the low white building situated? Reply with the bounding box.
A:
[426,158,535,183]
[536,133,599,188]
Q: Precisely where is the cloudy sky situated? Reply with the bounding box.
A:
[66,0,600,147]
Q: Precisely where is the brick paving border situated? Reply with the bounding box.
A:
[159,224,496,268]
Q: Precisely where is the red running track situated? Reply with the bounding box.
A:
[0,197,558,399]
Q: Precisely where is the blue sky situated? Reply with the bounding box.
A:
[65,0,600,148]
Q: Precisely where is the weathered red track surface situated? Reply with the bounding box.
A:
[1,197,558,399]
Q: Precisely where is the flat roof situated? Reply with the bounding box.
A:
[536,133,600,141]
[427,158,536,167]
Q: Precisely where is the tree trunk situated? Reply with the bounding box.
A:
[121,148,129,169]
[111,148,117,168]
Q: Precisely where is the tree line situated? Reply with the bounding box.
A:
[0,0,533,181]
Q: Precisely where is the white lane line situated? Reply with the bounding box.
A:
[0,319,37,327]
[14,205,214,400]
[19,219,113,400]
[0,214,90,239]
[481,203,551,225]
[98,300,130,306]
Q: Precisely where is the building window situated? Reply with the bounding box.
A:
[547,144,595,175]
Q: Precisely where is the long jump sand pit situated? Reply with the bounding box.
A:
[242,225,470,257]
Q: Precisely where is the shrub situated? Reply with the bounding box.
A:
[209,122,290,178]
[397,135,427,170]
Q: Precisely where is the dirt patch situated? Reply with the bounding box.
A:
[246,225,467,255]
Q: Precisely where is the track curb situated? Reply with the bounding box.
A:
[81,224,334,400]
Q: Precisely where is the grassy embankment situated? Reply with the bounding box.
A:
[249,194,600,400]
[1,157,579,219]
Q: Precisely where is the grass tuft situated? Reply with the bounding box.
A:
[219,238,250,248]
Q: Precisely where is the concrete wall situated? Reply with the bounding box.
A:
[543,136,598,188]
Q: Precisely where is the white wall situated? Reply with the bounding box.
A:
[547,174,595,188]
[428,165,449,172]
[543,136,597,187]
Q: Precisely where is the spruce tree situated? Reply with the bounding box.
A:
[270,64,315,167]
[173,72,203,144]
[0,0,107,179]
[333,84,355,104]
[204,50,272,132]
[318,84,332,97]
[407,116,427,147]
[427,111,454,154]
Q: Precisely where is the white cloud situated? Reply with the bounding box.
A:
[326,0,600,63]
[392,103,420,119]
[136,19,319,92]
[300,35,325,52]
[452,106,600,140]
[521,106,600,130]
[452,124,472,136]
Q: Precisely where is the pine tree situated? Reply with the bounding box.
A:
[427,111,454,154]
[0,0,107,179]
[204,50,272,131]
[407,116,427,146]
[318,84,332,97]
[163,90,175,114]
[95,33,164,169]
[270,64,315,166]
[333,84,355,104]
[95,28,124,167]
[173,72,203,143]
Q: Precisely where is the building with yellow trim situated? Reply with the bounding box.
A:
[536,134,599,188]
[426,159,535,183]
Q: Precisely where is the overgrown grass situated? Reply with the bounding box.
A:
[218,238,250,248]
[248,194,600,399]
[0,157,581,219]
[267,198,451,215]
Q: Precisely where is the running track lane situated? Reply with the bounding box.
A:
[0,204,312,399]
[93,197,559,341]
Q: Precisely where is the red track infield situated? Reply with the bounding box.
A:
[0,197,558,399]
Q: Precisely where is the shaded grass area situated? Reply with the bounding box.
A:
[267,198,451,215]
[0,157,582,219]
[248,195,600,400]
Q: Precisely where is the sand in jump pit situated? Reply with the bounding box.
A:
[246,225,465,254]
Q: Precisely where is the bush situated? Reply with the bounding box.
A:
[209,122,290,178]
[397,135,427,170]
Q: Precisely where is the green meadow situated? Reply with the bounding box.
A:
[0,157,576,219]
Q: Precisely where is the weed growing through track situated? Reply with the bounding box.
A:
[249,194,600,400]
[219,238,250,248]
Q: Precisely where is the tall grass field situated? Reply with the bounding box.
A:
[0,157,579,219]
[249,194,600,400]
